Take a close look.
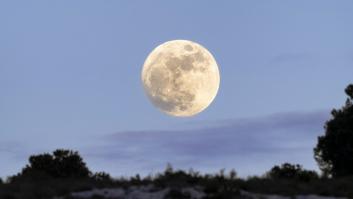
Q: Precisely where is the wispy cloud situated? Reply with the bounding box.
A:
[85,110,331,177]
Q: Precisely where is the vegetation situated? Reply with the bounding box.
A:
[266,163,319,181]
[314,84,353,177]
[0,84,352,198]
[15,149,91,180]
[0,149,115,199]
[0,153,353,199]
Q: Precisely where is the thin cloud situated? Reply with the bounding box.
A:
[85,110,331,177]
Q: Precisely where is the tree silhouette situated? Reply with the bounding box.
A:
[314,84,353,177]
[21,149,91,178]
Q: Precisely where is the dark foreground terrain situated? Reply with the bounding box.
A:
[1,160,353,199]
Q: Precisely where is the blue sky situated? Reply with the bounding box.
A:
[1,0,353,178]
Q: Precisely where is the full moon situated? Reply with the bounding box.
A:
[141,40,220,117]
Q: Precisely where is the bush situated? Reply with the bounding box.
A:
[19,149,91,179]
[266,163,319,181]
[91,172,112,182]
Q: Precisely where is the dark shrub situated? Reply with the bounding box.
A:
[20,149,91,179]
[92,172,112,182]
[266,163,319,181]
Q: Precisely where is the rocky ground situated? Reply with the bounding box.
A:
[53,185,348,199]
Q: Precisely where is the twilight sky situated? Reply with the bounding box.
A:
[1,0,353,178]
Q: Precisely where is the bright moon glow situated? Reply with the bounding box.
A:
[141,40,220,117]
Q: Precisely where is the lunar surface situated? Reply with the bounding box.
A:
[141,40,220,117]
